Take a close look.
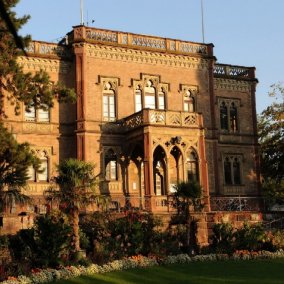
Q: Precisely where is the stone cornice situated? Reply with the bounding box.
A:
[17,56,72,74]
[79,43,209,70]
[214,78,251,92]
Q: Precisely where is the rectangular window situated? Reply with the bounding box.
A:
[25,106,36,121]
[145,94,155,109]
[38,105,50,122]
[158,95,165,110]
[27,166,36,181]
[103,95,116,121]
[135,93,142,112]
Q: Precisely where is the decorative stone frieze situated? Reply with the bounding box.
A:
[17,56,71,74]
[84,44,209,70]
[214,78,251,92]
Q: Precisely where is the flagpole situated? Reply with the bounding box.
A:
[80,0,84,25]
[201,0,205,43]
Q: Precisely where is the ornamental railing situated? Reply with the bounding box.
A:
[214,63,255,80]
[25,41,71,58]
[73,26,210,56]
[120,109,203,131]
[210,196,261,212]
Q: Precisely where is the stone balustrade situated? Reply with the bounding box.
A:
[73,26,210,56]
[121,109,203,131]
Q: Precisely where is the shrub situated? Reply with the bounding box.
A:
[210,222,234,254]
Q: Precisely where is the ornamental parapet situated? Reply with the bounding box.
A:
[25,41,71,59]
[102,109,203,133]
[214,63,256,80]
[72,25,213,56]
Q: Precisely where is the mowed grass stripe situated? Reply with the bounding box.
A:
[55,258,284,284]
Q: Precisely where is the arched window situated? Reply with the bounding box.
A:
[230,102,238,132]
[135,85,142,112]
[105,149,118,180]
[103,82,116,121]
[158,88,165,110]
[184,90,195,112]
[144,80,156,109]
[186,151,199,182]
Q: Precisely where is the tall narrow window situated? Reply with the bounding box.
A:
[233,158,241,184]
[158,88,165,110]
[224,157,232,184]
[184,90,195,112]
[230,102,238,132]
[220,102,228,130]
[38,157,48,181]
[144,80,156,109]
[135,86,142,112]
[105,149,118,180]
[27,166,36,181]
[103,82,116,121]
[186,152,199,182]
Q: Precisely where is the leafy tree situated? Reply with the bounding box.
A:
[45,159,106,257]
[0,0,76,117]
[258,83,284,206]
[0,123,40,213]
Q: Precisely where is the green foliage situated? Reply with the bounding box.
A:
[210,222,234,253]
[9,211,72,268]
[258,83,284,207]
[173,181,203,219]
[45,159,107,254]
[0,123,40,212]
[80,211,164,262]
[33,212,72,267]
[234,223,266,251]
[0,0,76,117]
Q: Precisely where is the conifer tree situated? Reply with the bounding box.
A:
[0,0,76,117]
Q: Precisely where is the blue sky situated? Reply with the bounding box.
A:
[14,0,284,113]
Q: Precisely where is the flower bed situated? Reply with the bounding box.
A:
[2,250,284,284]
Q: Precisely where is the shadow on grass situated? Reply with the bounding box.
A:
[56,259,284,284]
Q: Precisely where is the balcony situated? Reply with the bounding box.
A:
[102,109,203,133]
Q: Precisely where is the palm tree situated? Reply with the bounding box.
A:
[45,158,106,256]
[172,180,203,252]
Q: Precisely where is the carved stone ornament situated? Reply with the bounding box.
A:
[214,78,251,92]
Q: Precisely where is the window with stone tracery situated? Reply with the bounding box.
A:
[223,155,242,185]
[133,75,168,111]
[27,150,49,182]
[219,100,239,133]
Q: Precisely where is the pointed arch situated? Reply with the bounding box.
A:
[153,145,167,196]
[186,149,199,182]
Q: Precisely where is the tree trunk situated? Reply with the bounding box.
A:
[72,208,80,253]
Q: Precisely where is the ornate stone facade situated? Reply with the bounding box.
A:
[1,26,261,237]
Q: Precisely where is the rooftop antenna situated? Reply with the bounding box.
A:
[201,0,205,43]
[80,0,84,25]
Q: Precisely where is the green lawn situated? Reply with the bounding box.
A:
[56,259,284,284]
